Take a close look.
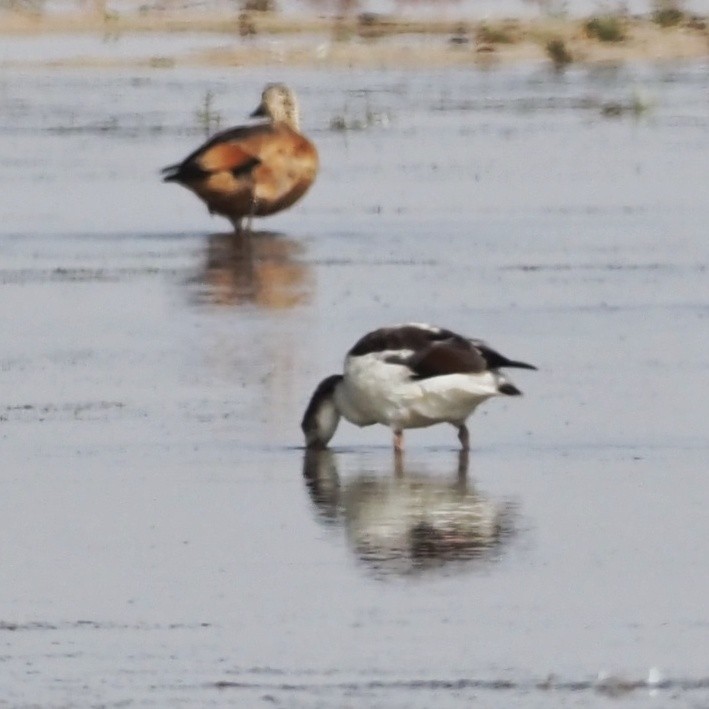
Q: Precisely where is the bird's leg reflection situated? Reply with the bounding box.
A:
[394,448,405,478]
[393,429,404,453]
[396,448,468,483]
[457,424,470,451]
[195,230,312,308]
[457,448,470,485]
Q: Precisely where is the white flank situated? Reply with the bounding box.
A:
[338,352,513,430]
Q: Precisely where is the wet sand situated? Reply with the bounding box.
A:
[1,62,709,705]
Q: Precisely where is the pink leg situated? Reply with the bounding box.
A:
[393,429,404,452]
[457,424,470,451]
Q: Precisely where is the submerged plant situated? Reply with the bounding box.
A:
[599,89,655,119]
[195,91,222,137]
[328,92,390,132]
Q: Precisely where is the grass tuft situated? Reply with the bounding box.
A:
[195,90,221,137]
[583,15,626,42]
[545,38,573,69]
[652,0,685,27]
[476,21,518,45]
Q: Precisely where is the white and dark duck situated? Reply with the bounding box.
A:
[161,83,318,233]
[301,324,537,451]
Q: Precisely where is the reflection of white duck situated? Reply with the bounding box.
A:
[302,323,536,451]
[303,449,516,575]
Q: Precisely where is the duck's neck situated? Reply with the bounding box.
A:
[280,109,300,131]
[272,95,300,131]
[333,380,371,427]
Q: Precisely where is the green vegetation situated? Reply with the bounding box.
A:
[476,21,517,44]
[545,38,572,69]
[241,0,276,10]
[328,93,390,132]
[0,0,45,13]
[652,0,685,26]
[584,15,626,42]
[195,91,222,137]
[148,56,175,68]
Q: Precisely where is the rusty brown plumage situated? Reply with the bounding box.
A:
[162,84,318,233]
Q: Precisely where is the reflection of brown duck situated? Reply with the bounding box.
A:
[162,84,318,233]
[303,449,516,576]
[193,231,313,308]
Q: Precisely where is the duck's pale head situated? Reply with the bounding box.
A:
[251,83,300,130]
[301,374,343,449]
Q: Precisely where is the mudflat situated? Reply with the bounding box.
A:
[0,8,707,68]
[1,50,708,707]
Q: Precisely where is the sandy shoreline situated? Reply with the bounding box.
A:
[0,10,707,69]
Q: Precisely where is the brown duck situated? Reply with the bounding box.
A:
[162,83,319,233]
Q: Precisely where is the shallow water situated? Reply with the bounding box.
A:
[1,61,708,706]
[0,32,232,64]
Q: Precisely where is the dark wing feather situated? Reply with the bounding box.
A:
[178,123,272,165]
[398,340,488,380]
[349,325,460,357]
[161,122,272,184]
[472,341,537,371]
[348,325,537,379]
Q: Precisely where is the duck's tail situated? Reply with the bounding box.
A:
[498,382,523,396]
[160,163,182,183]
[500,358,537,371]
